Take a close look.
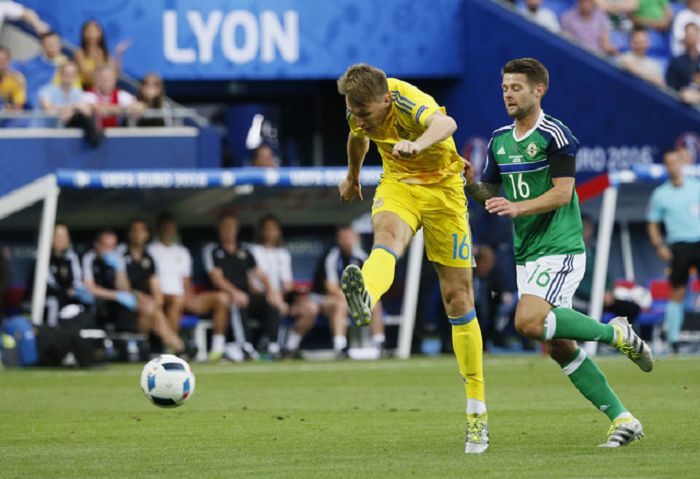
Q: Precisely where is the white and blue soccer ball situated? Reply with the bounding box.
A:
[140,354,195,408]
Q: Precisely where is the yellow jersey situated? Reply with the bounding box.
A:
[0,69,26,108]
[347,78,463,185]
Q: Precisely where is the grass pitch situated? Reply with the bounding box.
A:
[1,355,699,478]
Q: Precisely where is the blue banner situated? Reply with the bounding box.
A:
[55,167,383,189]
[20,0,463,79]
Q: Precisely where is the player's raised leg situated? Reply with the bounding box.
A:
[435,263,488,454]
[341,211,412,326]
[516,292,653,372]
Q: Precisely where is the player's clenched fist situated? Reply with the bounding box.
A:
[392,140,421,159]
[339,177,363,202]
[463,158,475,185]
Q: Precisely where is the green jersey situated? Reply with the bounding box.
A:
[482,111,584,264]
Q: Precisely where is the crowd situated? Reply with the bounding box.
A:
[0,4,173,142]
[515,0,700,106]
[16,212,387,364]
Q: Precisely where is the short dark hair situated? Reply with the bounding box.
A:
[258,214,280,229]
[502,58,549,90]
[218,211,238,225]
[40,31,60,41]
[95,229,117,243]
[631,26,648,36]
[156,212,176,229]
[127,218,150,233]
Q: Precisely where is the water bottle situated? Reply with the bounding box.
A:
[127,339,139,362]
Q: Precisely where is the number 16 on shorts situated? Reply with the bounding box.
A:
[515,254,586,308]
[452,233,471,261]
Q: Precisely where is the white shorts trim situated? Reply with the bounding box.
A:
[516,253,586,308]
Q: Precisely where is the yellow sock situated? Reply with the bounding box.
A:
[360,246,397,308]
[451,314,485,403]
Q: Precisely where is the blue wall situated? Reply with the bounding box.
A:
[19,0,464,80]
[0,128,221,195]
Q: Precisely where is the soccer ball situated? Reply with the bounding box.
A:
[140,354,195,408]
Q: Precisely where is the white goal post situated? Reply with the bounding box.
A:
[584,163,700,355]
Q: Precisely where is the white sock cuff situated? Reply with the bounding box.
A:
[466,399,487,415]
[211,334,226,353]
[544,311,557,340]
[333,335,347,351]
[562,348,587,376]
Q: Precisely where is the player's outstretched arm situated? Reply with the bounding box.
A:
[463,158,500,204]
[339,133,369,202]
[485,176,574,218]
[392,111,456,158]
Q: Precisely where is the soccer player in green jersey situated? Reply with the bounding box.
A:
[464,58,653,448]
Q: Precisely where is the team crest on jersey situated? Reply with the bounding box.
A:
[60,265,68,278]
[237,250,248,260]
[141,258,151,269]
[526,142,538,157]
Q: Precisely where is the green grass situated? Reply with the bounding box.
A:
[1,355,699,478]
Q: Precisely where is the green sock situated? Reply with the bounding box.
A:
[560,348,627,421]
[542,307,615,344]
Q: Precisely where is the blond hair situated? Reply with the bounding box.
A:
[337,64,388,105]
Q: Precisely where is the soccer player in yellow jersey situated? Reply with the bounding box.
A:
[336,64,488,454]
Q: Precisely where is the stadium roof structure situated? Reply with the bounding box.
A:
[0,167,382,230]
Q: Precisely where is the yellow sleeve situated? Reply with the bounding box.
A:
[389,79,444,128]
[11,71,26,107]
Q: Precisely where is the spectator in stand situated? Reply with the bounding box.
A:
[82,65,144,128]
[82,229,178,351]
[203,213,281,361]
[147,213,230,361]
[671,0,700,56]
[618,27,666,86]
[82,230,138,332]
[0,1,48,35]
[38,61,101,146]
[647,149,700,353]
[679,70,700,104]
[120,219,185,354]
[248,215,320,358]
[137,73,172,127]
[520,0,561,33]
[250,144,278,167]
[24,223,94,326]
[310,225,385,358]
[596,0,638,30]
[562,0,619,56]
[632,0,674,32]
[572,216,645,338]
[0,46,25,111]
[20,31,70,109]
[75,20,129,90]
[667,23,700,90]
